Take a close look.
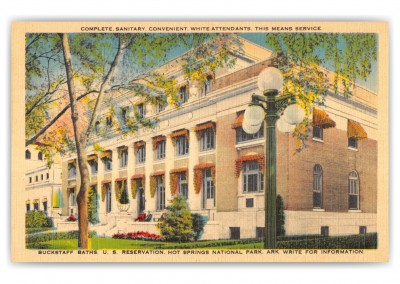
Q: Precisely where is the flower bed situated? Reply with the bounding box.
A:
[112,231,163,241]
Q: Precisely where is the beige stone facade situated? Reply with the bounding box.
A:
[59,39,377,239]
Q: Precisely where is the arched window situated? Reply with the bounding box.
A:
[313,164,323,209]
[25,150,31,159]
[38,152,43,160]
[348,171,360,210]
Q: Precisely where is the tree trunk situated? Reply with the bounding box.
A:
[76,147,90,249]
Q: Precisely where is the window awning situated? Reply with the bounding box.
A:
[194,162,215,170]
[231,113,244,129]
[151,171,165,177]
[194,121,215,132]
[131,174,145,180]
[26,200,30,204]
[33,199,39,204]
[152,135,166,150]
[101,180,111,185]
[115,177,127,182]
[312,108,336,129]
[170,129,189,138]
[100,150,112,160]
[170,167,188,174]
[347,120,367,139]
[134,140,146,150]
[87,154,97,161]
[42,197,47,202]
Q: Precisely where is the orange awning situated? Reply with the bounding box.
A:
[115,177,127,182]
[151,171,165,177]
[194,162,215,170]
[134,140,146,150]
[170,167,188,174]
[87,154,97,161]
[312,108,336,129]
[131,174,145,180]
[101,180,111,185]
[231,113,244,129]
[100,151,112,160]
[348,120,367,139]
[171,129,189,138]
[194,121,215,132]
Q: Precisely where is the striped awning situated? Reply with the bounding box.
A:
[100,150,112,160]
[231,113,244,129]
[312,108,336,129]
[194,121,215,132]
[348,120,367,139]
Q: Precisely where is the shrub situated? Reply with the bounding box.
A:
[112,231,163,241]
[26,230,97,244]
[191,213,207,241]
[157,195,193,242]
[25,211,52,228]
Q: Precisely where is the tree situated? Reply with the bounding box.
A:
[25,33,240,249]
[156,195,193,242]
[265,33,377,150]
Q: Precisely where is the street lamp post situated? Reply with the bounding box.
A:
[242,67,305,249]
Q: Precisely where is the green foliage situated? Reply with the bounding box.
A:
[191,213,207,241]
[88,186,100,224]
[25,211,52,228]
[157,195,193,242]
[52,189,63,208]
[26,230,97,244]
[276,195,285,237]
[119,185,129,205]
[276,233,377,249]
[265,33,377,151]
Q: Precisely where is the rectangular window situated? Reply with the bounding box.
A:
[246,198,254,208]
[179,86,188,104]
[176,136,189,156]
[256,227,265,239]
[104,159,112,172]
[34,202,39,211]
[43,201,48,213]
[120,149,128,168]
[137,146,146,164]
[156,141,166,160]
[90,161,98,175]
[359,226,367,234]
[321,226,329,237]
[229,227,240,240]
[178,173,188,200]
[46,173,49,180]
[136,103,145,119]
[156,100,166,113]
[202,168,215,209]
[68,164,77,179]
[200,128,215,151]
[35,176,38,182]
[106,184,112,213]
[236,125,264,144]
[29,177,32,183]
[202,75,213,96]
[106,116,113,128]
[348,137,358,149]
[156,176,165,211]
[69,190,77,207]
[121,107,128,125]
[26,203,30,212]
[313,126,323,140]
[243,161,264,193]
[41,174,43,180]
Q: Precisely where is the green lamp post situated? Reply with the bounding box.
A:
[242,67,305,249]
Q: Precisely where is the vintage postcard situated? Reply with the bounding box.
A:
[11,21,388,262]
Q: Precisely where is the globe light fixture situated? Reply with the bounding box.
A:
[242,104,265,134]
[277,118,296,133]
[257,67,284,92]
[283,104,305,125]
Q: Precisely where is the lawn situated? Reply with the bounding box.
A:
[27,238,263,250]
